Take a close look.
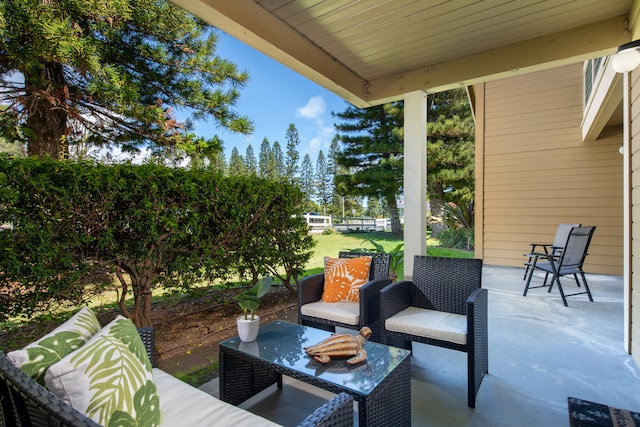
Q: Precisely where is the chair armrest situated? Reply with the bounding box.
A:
[297,392,354,427]
[0,352,101,426]
[466,288,488,341]
[527,251,560,259]
[298,273,325,306]
[528,243,551,251]
[380,280,412,320]
[359,278,392,327]
[137,327,156,368]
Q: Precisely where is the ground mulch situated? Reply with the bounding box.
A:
[149,286,298,384]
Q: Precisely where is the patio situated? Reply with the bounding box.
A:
[200,265,640,426]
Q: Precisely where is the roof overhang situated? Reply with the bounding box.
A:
[171,0,639,107]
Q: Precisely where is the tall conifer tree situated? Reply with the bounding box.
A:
[272,141,285,180]
[0,0,252,158]
[333,102,404,235]
[426,88,475,235]
[285,124,301,185]
[244,144,257,176]
[228,147,245,176]
[315,150,331,215]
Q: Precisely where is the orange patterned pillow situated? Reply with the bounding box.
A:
[321,256,372,303]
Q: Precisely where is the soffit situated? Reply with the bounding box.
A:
[171,0,636,107]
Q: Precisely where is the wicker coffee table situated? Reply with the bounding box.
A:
[219,320,411,426]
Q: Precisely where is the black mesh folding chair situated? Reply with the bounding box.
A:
[523,223,580,279]
[523,226,596,306]
[298,251,391,343]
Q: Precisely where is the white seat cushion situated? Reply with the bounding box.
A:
[300,301,359,325]
[385,306,468,345]
[153,369,280,427]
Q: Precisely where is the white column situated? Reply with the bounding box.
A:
[622,71,631,353]
[403,90,427,280]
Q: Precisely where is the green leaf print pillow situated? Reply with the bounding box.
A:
[44,316,161,427]
[7,306,100,384]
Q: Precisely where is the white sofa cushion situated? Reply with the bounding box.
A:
[45,316,161,426]
[385,306,468,345]
[300,301,359,325]
[7,306,101,384]
[153,368,280,427]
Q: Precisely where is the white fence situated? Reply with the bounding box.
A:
[303,214,391,233]
[333,217,390,232]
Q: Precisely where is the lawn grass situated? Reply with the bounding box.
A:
[305,231,474,279]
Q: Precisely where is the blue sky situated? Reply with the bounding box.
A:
[190,31,350,163]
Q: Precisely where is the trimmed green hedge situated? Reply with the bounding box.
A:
[0,156,314,326]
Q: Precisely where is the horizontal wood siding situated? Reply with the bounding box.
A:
[479,63,623,275]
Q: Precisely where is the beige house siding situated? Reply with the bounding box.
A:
[474,63,623,276]
[630,68,640,363]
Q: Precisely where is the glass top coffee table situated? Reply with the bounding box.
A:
[219,320,411,426]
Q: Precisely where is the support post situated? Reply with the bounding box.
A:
[403,90,428,279]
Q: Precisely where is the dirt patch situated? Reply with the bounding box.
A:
[149,286,298,383]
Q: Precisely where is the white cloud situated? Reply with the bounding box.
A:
[306,124,335,160]
[296,96,326,119]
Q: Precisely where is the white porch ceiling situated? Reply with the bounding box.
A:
[171,0,638,107]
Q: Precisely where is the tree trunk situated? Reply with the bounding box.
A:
[385,193,403,236]
[429,183,447,237]
[24,62,68,159]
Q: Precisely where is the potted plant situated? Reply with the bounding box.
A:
[234,277,273,342]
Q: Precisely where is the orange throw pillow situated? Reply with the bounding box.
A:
[322,256,372,303]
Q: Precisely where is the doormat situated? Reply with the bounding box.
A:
[568,397,640,427]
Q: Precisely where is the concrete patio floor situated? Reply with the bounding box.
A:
[199,265,640,426]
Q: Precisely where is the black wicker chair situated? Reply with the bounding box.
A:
[523,225,596,306]
[0,328,354,427]
[298,251,391,343]
[380,255,487,408]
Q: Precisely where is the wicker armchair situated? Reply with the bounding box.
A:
[0,328,354,427]
[298,251,391,343]
[380,255,487,408]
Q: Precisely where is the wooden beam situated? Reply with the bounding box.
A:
[369,16,631,104]
[171,0,369,107]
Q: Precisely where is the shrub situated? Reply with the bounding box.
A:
[437,227,474,250]
[0,155,314,327]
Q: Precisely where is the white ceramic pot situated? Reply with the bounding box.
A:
[237,315,260,342]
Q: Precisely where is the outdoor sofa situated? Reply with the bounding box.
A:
[0,316,354,427]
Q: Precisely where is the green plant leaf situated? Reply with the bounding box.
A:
[20,331,85,383]
[69,319,155,425]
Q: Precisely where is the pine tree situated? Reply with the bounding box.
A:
[427,88,475,235]
[285,124,301,185]
[301,154,315,202]
[315,150,331,215]
[272,141,285,180]
[0,0,252,159]
[327,135,344,217]
[209,149,227,175]
[365,196,385,218]
[228,147,245,176]
[333,102,404,235]
[258,138,274,178]
[244,144,258,176]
